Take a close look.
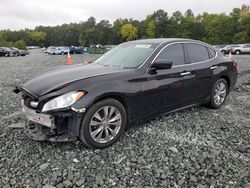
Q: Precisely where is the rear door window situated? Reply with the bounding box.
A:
[208,48,216,58]
[185,43,210,63]
[156,43,185,66]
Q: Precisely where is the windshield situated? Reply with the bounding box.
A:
[93,43,156,68]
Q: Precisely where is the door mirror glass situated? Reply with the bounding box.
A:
[151,59,172,70]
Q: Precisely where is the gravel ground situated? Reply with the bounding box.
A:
[0,50,249,188]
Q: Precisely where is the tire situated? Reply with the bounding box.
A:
[209,78,228,109]
[80,99,127,149]
[221,50,226,55]
[235,50,241,55]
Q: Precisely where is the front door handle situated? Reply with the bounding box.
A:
[210,66,218,70]
[180,72,191,76]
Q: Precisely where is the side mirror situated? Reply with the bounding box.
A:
[151,59,172,70]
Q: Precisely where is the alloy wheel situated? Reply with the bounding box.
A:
[89,106,122,144]
[214,82,227,106]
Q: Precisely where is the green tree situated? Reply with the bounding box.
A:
[201,13,233,44]
[233,32,248,43]
[112,18,129,44]
[14,39,26,49]
[185,9,194,17]
[1,4,250,46]
[169,11,184,37]
[120,23,138,41]
[78,17,111,46]
[146,20,156,38]
[96,20,112,45]
[27,31,46,46]
[78,33,87,46]
[240,4,250,41]
[150,10,170,37]
[241,4,250,17]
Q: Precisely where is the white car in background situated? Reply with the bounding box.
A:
[219,45,241,55]
[232,44,250,55]
[52,47,70,55]
[46,47,56,54]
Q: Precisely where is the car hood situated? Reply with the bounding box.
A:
[22,63,125,97]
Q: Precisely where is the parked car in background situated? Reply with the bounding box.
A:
[45,46,55,54]
[220,45,231,54]
[44,47,49,53]
[27,46,40,49]
[0,47,28,57]
[232,43,250,55]
[47,47,56,55]
[9,47,21,56]
[89,44,106,54]
[69,46,88,54]
[69,46,78,54]
[16,38,238,148]
[53,47,70,55]
[220,45,242,54]
[76,47,88,54]
[0,47,13,56]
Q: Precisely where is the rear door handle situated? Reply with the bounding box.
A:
[180,72,191,76]
[210,66,218,70]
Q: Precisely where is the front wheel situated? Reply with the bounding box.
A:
[80,99,127,148]
[209,78,228,109]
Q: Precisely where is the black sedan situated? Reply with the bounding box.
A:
[0,47,13,56]
[15,38,238,148]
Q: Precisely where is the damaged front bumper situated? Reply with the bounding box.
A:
[22,102,55,128]
[22,101,85,142]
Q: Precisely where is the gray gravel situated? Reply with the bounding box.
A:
[0,50,249,187]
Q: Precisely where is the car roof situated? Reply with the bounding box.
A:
[129,38,203,45]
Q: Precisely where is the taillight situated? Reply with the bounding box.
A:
[233,61,238,69]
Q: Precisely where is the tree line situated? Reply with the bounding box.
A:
[0,4,250,49]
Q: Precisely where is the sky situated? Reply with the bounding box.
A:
[0,0,249,30]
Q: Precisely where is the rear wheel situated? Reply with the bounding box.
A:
[235,50,241,55]
[80,99,127,148]
[209,78,228,109]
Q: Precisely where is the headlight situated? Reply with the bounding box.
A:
[42,91,86,112]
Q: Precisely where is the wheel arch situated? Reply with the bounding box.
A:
[93,94,129,114]
[91,93,131,125]
[218,75,230,90]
